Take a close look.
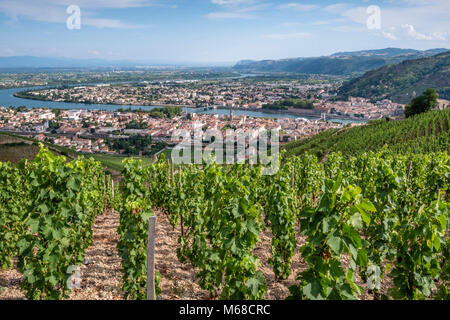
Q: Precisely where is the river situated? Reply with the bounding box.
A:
[0,86,365,124]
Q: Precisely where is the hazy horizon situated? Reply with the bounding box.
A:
[1,46,450,67]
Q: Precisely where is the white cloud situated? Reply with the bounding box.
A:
[0,48,15,56]
[207,0,268,20]
[402,24,432,40]
[262,32,312,40]
[83,18,150,29]
[313,20,330,25]
[390,0,449,5]
[313,18,345,26]
[205,12,255,19]
[0,0,154,28]
[331,25,367,33]
[88,50,100,56]
[401,24,448,41]
[382,31,397,40]
[278,3,318,11]
[324,3,349,13]
[211,0,254,5]
[431,31,449,41]
[324,2,449,42]
[46,0,152,9]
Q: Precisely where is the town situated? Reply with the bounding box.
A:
[0,106,352,155]
[17,79,406,120]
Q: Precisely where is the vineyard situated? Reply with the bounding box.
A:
[0,139,449,300]
[115,149,449,300]
[283,109,450,159]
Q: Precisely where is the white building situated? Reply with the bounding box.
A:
[66,110,82,121]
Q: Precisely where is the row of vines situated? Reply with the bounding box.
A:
[283,109,450,158]
[119,149,449,300]
[0,145,448,301]
[0,146,105,299]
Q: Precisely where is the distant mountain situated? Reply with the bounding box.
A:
[233,48,449,76]
[331,48,448,58]
[338,51,450,104]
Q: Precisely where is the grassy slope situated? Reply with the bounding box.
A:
[90,153,155,172]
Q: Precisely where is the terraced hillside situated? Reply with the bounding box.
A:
[283,109,450,159]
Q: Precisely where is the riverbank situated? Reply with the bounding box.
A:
[1,86,366,123]
[13,91,192,109]
[223,106,366,122]
[10,92,366,123]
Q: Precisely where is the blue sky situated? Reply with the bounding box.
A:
[0,0,449,64]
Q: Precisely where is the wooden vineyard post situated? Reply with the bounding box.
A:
[167,158,170,184]
[179,167,184,237]
[147,214,157,300]
[111,179,115,200]
[291,165,295,189]
[104,175,109,210]
[171,158,175,189]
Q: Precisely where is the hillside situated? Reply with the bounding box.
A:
[331,48,447,58]
[0,133,69,164]
[233,48,449,76]
[283,109,450,159]
[0,132,155,173]
[338,51,450,103]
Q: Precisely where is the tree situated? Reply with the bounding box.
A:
[405,88,438,118]
[48,120,61,131]
[125,120,149,129]
[52,109,62,117]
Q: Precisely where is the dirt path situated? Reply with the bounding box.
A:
[155,211,210,300]
[69,210,123,300]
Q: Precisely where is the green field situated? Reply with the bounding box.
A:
[90,153,155,172]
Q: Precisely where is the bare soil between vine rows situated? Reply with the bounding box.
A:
[0,208,390,300]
